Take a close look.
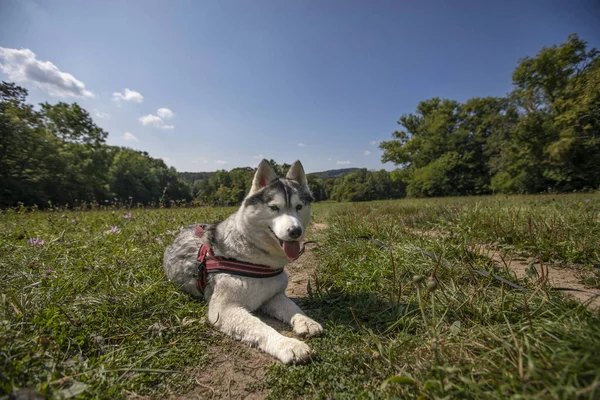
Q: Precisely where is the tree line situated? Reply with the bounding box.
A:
[2,34,597,208]
[0,82,190,208]
[185,162,406,206]
[0,83,401,208]
[380,34,600,196]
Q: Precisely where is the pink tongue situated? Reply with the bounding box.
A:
[282,241,300,259]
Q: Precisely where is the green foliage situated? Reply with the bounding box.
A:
[40,102,107,146]
[189,166,407,206]
[0,82,192,208]
[381,34,600,196]
[193,167,254,206]
[507,34,600,192]
[330,168,406,202]
[381,96,515,197]
[306,174,326,202]
[178,171,214,184]
[108,149,189,206]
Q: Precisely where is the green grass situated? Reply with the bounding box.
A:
[0,206,234,398]
[1,194,599,399]
[268,196,600,399]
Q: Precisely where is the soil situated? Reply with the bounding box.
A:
[417,230,600,309]
[475,243,600,309]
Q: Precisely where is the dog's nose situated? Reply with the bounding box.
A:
[287,226,302,239]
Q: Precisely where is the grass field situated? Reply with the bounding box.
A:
[1,193,599,399]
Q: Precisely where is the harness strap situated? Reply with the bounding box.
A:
[194,224,284,294]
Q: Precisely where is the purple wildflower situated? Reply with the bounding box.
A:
[105,226,120,234]
[584,199,591,204]
[28,238,45,246]
[123,211,131,219]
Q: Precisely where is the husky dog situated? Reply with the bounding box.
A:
[163,160,323,363]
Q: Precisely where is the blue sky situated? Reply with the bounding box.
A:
[1,0,598,173]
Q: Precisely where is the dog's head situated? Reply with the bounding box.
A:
[243,159,313,260]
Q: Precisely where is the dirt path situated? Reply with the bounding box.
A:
[475,244,600,309]
[169,224,325,400]
[417,230,600,309]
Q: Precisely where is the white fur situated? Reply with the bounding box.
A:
[164,160,323,364]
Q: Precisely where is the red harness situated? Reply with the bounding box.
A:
[194,224,284,293]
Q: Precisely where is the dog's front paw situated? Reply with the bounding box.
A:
[291,315,323,338]
[275,337,312,364]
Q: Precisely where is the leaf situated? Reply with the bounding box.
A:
[58,380,88,399]
[437,366,461,373]
[422,379,441,391]
[450,321,461,336]
[382,375,416,387]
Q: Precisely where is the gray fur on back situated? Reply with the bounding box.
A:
[163,225,204,298]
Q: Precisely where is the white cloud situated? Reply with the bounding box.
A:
[253,154,264,159]
[192,157,208,164]
[364,150,371,156]
[139,114,163,127]
[215,160,228,165]
[156,107,174,119]
[297,143,307,147]
[112,88,144,103]
[370,140,379,146]
[123,132,138,142]
[0,47,93,98]
[336,160,351,165]
[94,110,110,119]
[328,158,332,161]
[139,110,175,130]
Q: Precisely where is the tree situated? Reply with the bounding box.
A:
[380,34,600,196]
[496,33,600,192]
[380,97,511,196]
[0,82,60,206]
[108,149,191,205]
[40,102,107,146]
[0,82,191,208]
[307,175,326,201]
[330,169,405,202]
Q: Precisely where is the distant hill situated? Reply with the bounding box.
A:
[178,171,215,184]
[308,168,360,179]
[179,167,359,184]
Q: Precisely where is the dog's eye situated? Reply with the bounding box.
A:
[269,205,279,212]
[296,204,303,211]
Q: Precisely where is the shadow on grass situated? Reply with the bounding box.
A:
[293,291,419,334]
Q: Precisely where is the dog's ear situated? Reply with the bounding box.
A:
[286,160,308,186]
[250,159,277,194]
